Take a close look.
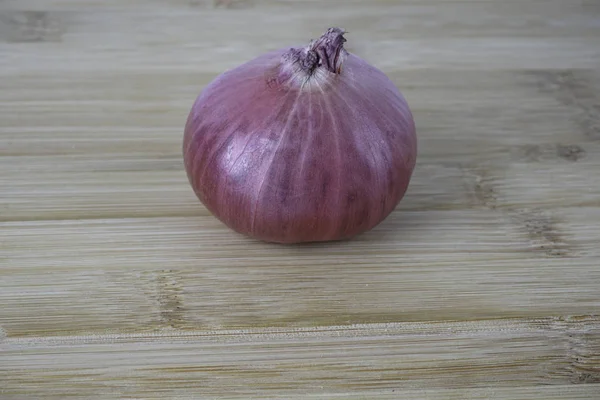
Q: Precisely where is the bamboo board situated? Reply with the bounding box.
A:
[1,0,599,398]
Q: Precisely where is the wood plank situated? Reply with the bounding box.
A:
[3,145,598,221]
[2,69,599,222]
[2,208,599,336]
[1,317,599,398]
[1,2,599,75]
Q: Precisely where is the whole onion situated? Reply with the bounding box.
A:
[183,28,417,244]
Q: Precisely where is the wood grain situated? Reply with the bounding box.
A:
[1,0,600,398]
[1,317,600,398]
[1,209,600,338]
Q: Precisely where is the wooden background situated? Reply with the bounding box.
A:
[1,0,599,398]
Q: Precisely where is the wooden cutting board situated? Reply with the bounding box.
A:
[1,0,599,398]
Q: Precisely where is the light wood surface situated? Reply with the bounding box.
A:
[1,0,600,398]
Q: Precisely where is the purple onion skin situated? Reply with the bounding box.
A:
[183,28,417,244]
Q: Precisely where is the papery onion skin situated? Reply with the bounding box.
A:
[183,28,417,244]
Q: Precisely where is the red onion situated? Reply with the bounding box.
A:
[183,28,417,244]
